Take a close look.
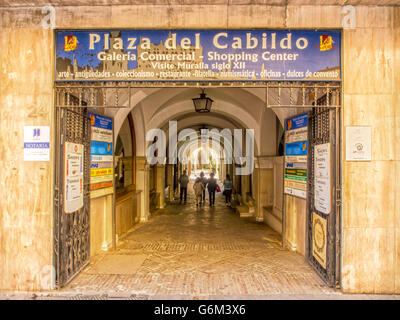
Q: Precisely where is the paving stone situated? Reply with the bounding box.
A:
[2,193,396,299]
[61,193,333,296]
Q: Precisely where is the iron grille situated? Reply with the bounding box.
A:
[54,91,91,287]
[307,93,340,287]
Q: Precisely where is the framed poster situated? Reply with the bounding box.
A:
[64,142,84,213]
[312,212,327,269]
[314,143,331,214]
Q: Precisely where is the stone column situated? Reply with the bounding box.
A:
[241,174,250,204]
[253,160,263,222]
[255,157,275,224]
[219,159,225,181]
[136,156,150,222]
[156,164,166,209]
[167,164,174,201]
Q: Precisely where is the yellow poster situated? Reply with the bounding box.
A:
[312,212,327,269]
[90,168,113,177]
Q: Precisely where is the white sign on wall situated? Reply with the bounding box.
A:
[346,126,372,161]
[284,187,307,199]
[314,143,331,214]
[23,126,50,161]
[91,126,113,143]
[64,142,84,213]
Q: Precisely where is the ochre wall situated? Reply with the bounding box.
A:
[0,27,53,290]
[90,195,113,256]
[115,191,140,241]
[285,196,307,256]
[0,4,399,293]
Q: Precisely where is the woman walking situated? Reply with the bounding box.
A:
[223,174,233,206]
[193,177,204,206]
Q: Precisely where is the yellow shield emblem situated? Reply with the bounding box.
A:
[320,35,333,51]
[64,35,77,52]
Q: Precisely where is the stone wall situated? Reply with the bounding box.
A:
[0,3,399,293]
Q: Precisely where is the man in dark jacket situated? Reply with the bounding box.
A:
[206,172,217,207]
[199,171,207,204]
[178,170,189,204]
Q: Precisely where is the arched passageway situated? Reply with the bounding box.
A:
[55,83,340,294]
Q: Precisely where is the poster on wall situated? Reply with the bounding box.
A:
[23,126,50,161]
[55,30,341,82]
[89,113,114,199]
[312,212,327,269]
[314,143,331,214]
[345,126,372,161]
[64,142,84,213]
[284,113,308,199]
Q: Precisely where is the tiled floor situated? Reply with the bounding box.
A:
[59,192,334,298]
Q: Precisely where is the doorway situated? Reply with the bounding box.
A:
[53,82,341,290]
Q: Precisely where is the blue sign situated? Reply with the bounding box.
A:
[91,141,113,156]
[285,141,308,156]
[24,142,50,148]
[89,113,112,130]
[286,113,308,131]
[55,30,341,82]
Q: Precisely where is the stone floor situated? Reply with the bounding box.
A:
[59,191,333,298]
[2,192,400,300]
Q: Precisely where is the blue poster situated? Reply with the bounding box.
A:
[55,30,341,82]
[91,141,113,156]
[89,113,112,130]
[285,141,308,156]
[286,113,308,131]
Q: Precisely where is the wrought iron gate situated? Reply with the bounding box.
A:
[54,91,91,287]
[307,95,341,287]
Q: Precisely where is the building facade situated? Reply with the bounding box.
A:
[0,1,399,294]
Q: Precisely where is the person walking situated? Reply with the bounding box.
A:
[199,171,207,204]
[223,174,233,206]
[207,172,217,207]
[193,177,205,206]
[178,170,189,204]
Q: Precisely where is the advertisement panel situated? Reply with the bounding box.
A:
[55,30,341,82]
[89,113,114,199]
[91,141,113,156]
[284,113,308,199]
[285,141,308,156]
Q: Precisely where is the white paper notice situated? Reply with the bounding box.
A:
[64,142,84,213]
[314,143,331,214]
[346,126,372,161]
[24,126,50,161]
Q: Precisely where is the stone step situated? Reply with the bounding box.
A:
[236,205,254,218]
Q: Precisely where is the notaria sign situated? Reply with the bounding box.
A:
[55,30,341,82]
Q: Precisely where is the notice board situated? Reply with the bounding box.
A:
[89,113,114,199]
[284,113,308,199]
